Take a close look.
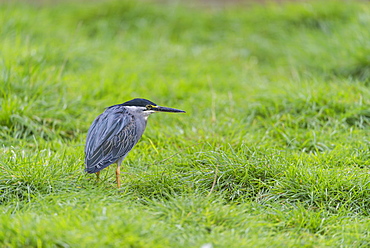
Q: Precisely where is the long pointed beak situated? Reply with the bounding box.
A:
[153,106,186,113]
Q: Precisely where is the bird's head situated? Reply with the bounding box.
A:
[122,98,186,118]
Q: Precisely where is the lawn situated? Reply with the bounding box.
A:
[0,0,370,247]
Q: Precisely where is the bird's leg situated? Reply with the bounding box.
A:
[116,163,121,188]
[96,171,100,181]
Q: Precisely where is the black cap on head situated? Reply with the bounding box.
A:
[121,98,157,107]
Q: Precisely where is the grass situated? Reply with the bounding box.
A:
[1,0,370,247]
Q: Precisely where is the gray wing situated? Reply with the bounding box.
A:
[84,107,139,173]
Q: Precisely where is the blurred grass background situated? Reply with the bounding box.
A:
[1,0,370,247]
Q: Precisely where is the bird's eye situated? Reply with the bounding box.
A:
[146,105,153,110]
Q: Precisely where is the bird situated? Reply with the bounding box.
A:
[84,98,185,188]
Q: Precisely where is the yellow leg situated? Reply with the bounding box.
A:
[96,171,100,181]
[116,165,121,188]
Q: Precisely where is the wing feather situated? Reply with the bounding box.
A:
[84,106,140,173]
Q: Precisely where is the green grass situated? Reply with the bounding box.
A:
[1,0,370,247]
